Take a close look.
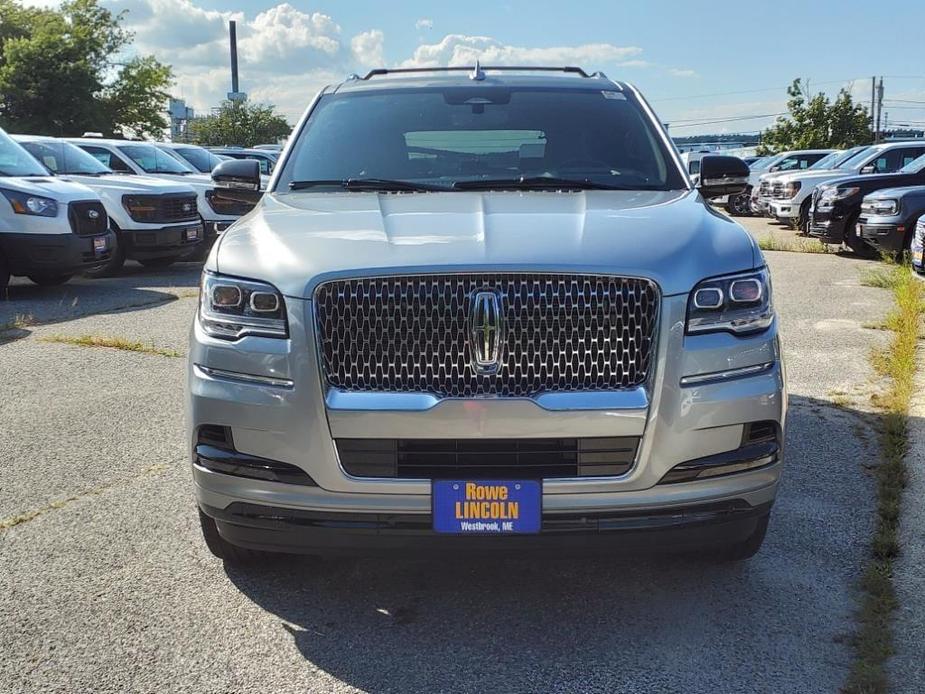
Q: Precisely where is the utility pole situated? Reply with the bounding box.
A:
[876,77,885,142]
[871,76,877,142]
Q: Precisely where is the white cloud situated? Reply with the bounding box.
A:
[351,29,384,67]
[669,68,698,78]
[106,2,654,123]
[402,34,643,69]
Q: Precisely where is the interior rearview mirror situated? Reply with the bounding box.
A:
[697,155,750,199]
[211,158,263,205]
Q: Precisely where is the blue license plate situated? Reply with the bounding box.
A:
[432,480,541,534]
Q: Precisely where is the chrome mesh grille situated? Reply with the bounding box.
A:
[314,274,659,397]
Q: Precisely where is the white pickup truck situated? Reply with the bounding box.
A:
[760,142,925,231]
[15,135,202,274]
[67,138,250,258]
[740,149,834,215]
[0,129,114,289]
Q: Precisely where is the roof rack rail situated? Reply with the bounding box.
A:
[360,65,598,80]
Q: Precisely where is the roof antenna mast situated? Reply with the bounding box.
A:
[469,60,486,81]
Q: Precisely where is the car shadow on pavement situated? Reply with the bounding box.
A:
[0,261,202,340]
[221,393,883,693]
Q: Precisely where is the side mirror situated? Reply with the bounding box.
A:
[769,164,781,172]
[211,158,262,205]
[698,155,750,199]
[860,164,876,175]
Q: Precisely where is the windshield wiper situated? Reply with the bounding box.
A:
[452,176,633,191]
[289,178,446,192]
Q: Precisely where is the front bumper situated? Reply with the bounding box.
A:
[122,222,203,260]
[808,207,849,243]
[857,215,914,253]
[189,292,787,552]
[0,230,115,276]
[201,497,774,556]
[768,200,797,220]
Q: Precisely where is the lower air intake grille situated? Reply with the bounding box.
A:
[336,437,639,479]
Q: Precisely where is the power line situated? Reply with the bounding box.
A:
[667,113,787,129]
[649,78,865,103]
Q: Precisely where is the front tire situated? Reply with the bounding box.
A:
[0,255,10,292]
[27,273,73,287]
[844,214,878,258]
[726,188,752,216]
[798,199,812,235]
[198,509,275,566]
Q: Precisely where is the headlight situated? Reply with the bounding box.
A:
[783,181,801,198]
[687,267,773,335]
[199,272,288,340]
[861,198,899,216]
[818,186,860,207]
[2,189,58,217]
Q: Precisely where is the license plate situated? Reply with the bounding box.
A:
[92,236,108,254]
[913,249,923,266]
[432,480,541,534]
[186,226,201,241]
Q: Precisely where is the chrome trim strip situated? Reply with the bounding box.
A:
[194,364,294,389]
[679,362,774,387]
[325,387,649,412]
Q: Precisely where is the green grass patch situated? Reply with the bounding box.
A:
[757,234,829,253]
[41,334,183,358]
[0,313,36,331]
[845,265,925,694]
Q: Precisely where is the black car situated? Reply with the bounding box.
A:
[857,185,925,256]
[809,152,925,255]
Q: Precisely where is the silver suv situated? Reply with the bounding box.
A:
[189,66,786,564]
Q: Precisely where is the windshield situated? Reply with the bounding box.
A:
[808,151,842,170]
[748,156,770,170]
[836,147,874,170]
[20,140,112,175]
[0,130,50,177]
[172,146,223,173]
[118,144,194,174]
[278,86,685,191]
[899,153,925,174]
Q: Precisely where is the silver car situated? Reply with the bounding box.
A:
[189,66,786,564]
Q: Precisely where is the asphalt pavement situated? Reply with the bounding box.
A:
[0,239,902,693]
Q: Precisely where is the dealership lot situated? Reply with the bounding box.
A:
[0,223,904,693]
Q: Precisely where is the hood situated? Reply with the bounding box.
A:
[213,190,760,299]
[865,185,925,201]
[0,176,99,202]
[773,169,849,185]
[60,173,196,195]
[826,171,924,193]
[145,172,214,192]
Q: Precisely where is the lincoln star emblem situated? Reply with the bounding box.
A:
[468,289,504,374]
[87,209,100,219]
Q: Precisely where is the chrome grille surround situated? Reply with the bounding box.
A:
[314,273,659,398]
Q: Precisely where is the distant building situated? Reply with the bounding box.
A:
[168,98,195,141]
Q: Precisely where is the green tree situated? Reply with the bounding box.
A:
[758,79,872,154]
[0,0,172,137]
[188,100,291,148]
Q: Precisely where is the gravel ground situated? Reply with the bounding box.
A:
[0,224,901,693]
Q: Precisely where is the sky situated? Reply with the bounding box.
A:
[31,0,925,135]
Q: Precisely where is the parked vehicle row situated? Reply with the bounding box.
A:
[0,128,260,290]
[725,139,925,258]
